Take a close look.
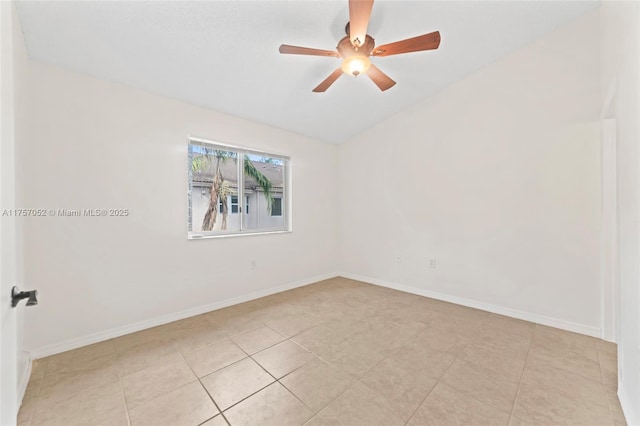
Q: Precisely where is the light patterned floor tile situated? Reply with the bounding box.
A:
[408,382,510,426]
[223,382,312,426]
[115,337,183,377]
[39,354,120,401]
[521,359,608,408]
[512,381,612,426]
[122,357,196,409]
[128,382,218,426]
[607,391,627,425]
[305,382,403,426]
[360,357,439,422]
[43,340,117,376]
[23,376,43,401]
[265,314,316,338]
[252,340,316,379]
[95,413,129,426]
[533,325,598,362]
[201,415,229,426]
[441,358,519,413]
[458,340,528,381]
[167,316,229,354]
[201,357,274,410]
[17,396,37,426]
[182,339,247,378]
[526,343,602,383]
[281,358,354,412]
[230,326,286,355]
[31,381,126,426]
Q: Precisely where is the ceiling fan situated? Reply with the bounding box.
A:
[279,0,441,93]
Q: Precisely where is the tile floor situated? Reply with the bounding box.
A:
[18,277,626,426]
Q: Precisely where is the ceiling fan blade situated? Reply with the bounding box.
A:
[279,44,340,57]
[366,64,396,91]
[372,31,441,57]
[349,0,374,48]
[313,68,343,93]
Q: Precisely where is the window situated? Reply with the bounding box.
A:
[271,198,282,216]
[218,196,239,214]
[188,137,290,238]
[231,196,239,214]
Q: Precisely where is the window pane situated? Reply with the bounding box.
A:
[243,154,285,230]
[271,198,282,216]
[189,139,289,238]
[231,196,239,214]
[190,145,240,233]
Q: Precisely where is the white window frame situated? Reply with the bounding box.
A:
[188,136,291,239]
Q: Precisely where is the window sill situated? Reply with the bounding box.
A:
[188,229,291,240]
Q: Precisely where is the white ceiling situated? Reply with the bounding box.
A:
[15,0,599,144]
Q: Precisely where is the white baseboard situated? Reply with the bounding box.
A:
[29,272,339,359]
[17,355,32,408]
[619,380,639,426]
[338,272,602,338]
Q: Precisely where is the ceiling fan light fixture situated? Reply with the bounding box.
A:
[341,54,371,76]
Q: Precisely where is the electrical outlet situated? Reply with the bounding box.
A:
[396,256,401,263]
[251,260,256,270]
[429,259,436,268]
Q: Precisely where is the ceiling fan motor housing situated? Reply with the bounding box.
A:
[337,34,375,58]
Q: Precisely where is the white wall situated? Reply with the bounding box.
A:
[339,10,603,335]
[21,62,339,355]
[601,2,640,424]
